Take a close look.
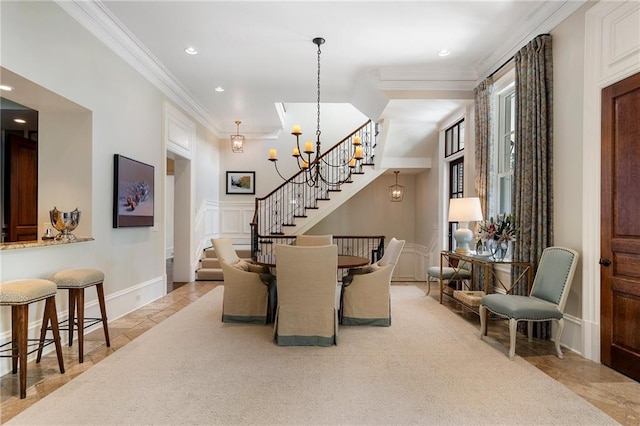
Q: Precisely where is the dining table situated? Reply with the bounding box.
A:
[255,254,370,269]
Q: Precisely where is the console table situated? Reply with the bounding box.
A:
[439,251,533,314]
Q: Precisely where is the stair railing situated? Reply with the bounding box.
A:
[251,120,375,244]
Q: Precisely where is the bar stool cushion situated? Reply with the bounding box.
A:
[0,279,57,305]
[49,268,104,289]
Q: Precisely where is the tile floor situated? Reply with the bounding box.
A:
[1,281,639,425]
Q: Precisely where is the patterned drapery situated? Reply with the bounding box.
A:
[513,34,554,338]
[474,76,494,219]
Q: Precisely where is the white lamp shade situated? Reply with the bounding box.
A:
[448,197,483,223]
[448,197,483,255]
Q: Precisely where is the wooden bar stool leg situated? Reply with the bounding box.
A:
[11,307,19,374]
[45,296,65,373]
[96,282,110,347]
[77,288,85,363]
[68,289,76,347]
[36,303,50,363]
[16,304,28,399]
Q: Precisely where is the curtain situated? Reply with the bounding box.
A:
[513,34,554,338]
[474,76,494,218]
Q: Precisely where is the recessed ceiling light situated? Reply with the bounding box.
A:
[0,84,13,91]
[14,118,26,124]
[185,47,198,55]
[438,49,451,57]
[214,86,225,92]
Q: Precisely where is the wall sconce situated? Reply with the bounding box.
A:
[389,171,404,202]
[448,197,483,254]
[231,120,245,153]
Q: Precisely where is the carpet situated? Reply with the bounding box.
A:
[7,286,616,425]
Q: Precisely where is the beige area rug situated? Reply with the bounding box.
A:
[8,286,616,425]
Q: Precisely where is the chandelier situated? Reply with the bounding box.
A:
[231,120,245,153]
[268,37,363,187]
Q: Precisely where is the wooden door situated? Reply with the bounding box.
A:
[5,134,38,242]
[601,71,640,381]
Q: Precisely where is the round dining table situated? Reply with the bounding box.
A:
[255,254,370,269]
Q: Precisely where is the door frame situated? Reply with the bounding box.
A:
[582,1,640,362]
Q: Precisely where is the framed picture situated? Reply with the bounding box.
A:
[226,171,255,195]
[113,154,155,228]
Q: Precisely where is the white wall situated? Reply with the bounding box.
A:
[0,1,218,374]
[550,2,594,321]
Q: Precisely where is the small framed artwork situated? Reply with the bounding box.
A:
[226,171,255,195]
[113,154,155,228]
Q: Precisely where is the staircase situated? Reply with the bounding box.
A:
[195,247,253,281]
[252,120,383,241]
[196,119,382,280]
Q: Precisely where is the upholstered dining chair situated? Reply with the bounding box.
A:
[340,237,406,326]
[273,244,338,346]
[426,261,472,297]
[295,234,333,246]
[479,246,579,359]
[212,238,276,324]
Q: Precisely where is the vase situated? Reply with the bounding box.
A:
[488,240,508,261]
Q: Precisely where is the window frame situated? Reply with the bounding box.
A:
[491,70,515,218]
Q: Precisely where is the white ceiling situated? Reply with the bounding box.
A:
[76,1,583,168]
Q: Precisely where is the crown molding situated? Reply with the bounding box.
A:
[55,0,221,137]
[474,0,588,82]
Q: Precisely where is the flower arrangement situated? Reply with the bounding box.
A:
[478,213,518,243]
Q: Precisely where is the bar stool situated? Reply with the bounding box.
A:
[48,268,110,363]
[0,279,65,399]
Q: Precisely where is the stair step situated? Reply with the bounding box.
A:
[282,223,296,227]
[196,268,224,281]
[201,258,221,268]
[293,215,308,218]
[316,198,330,201]
[328,189,341,192]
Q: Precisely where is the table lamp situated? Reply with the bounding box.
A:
[448,197,483,255]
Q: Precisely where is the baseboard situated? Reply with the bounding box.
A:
[553,312,583,357]
[0,275,165,376]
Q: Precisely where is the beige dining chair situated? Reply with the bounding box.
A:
[295,234,333,246]
[273,244,338,346]
[340,237,406,326]
[212,238,276,324]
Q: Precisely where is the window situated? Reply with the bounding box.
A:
[445,117,465,250]
[445,119,465,158]
[448,157,464,250]
[496,86,515,215]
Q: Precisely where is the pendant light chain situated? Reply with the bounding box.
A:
[316,40,322,141]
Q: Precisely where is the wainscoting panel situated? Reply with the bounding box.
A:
[164,102,195,159]
[219,201,254,245]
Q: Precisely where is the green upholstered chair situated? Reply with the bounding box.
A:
[212,238,275,324]
[426,261,472,297]
[479,246,579,359]
[340,237,405,326]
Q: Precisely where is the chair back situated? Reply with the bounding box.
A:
[211,238,240,264]
[377,237,405,268]
[295,234,333,246]
[530,246,579,310]
[274,244,338,345]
